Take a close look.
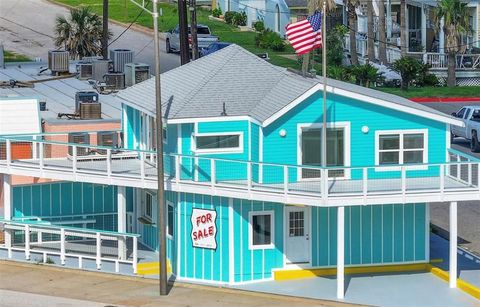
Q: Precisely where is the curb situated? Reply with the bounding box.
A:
[46,0,166,41]
[427,264,480,300]
[411,97,480,103]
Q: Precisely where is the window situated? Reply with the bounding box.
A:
[249,211,274,250]
[456,108,466,118]
[377,130,427,166]
[144,192,153,220]
[195,133,242,153]
[464,109,471,120]
[167,202,174,237]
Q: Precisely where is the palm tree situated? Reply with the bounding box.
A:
[54,6,111,59]
[378,0,387,64]
[346,0,360,65]
[367,0,375,62]
[400,0,407,56]
[434,0,471,87]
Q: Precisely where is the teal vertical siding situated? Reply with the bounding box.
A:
[176,192,230,283]
[311,204,427,267]
[262,92,447,183]
[12,182,121,231]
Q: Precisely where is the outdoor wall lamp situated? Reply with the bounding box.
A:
[279,129,287,137]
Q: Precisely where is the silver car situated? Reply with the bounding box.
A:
[166,24,219,53]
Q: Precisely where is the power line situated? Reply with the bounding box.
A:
[108,1,151,47]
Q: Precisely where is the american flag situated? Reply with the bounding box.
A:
[285,12,322,55]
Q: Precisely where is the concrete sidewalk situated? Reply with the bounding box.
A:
[0,261,359,307]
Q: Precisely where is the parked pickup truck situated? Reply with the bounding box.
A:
[166,24,219,53]
[451,106,480,152]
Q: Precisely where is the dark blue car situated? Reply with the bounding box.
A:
[199,42,232,57]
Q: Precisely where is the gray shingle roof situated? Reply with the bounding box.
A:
[117,44,458,126]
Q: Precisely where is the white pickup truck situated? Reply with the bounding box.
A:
[451,106,480,152]
[165,24,219,54]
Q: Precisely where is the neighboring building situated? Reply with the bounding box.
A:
[0,45,474,298]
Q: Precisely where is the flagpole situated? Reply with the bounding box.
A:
[321,1,327,170]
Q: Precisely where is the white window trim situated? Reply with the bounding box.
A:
[193,131,244,154]
[296,122,351,181]
[374,129,429,171]
[248,210,275,250]
[166,201,174,239]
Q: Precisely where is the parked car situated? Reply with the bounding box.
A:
[166,24,219,54]
[199,42,232,57]
[450,106,480,152]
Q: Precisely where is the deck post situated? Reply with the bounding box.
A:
[283,165,288,195]
[118,186,127,260]
[362,168,368,204]
[440,164,445,197]
[107,149,112,177]
[96,232,102,269]
[175,155,180,184]
[449,201,457,288]
[3,174,12,255]
[24,224,30,260]
[132,236,138,274]
[6,139,11,168]
[337,206,345,299]
[60,228,66,265]
[39,142,44,170]
[140,152,145,181]
[211,159,216,188]
[247,162,252,191]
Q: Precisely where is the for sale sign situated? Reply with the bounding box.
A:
[191,208,217,250]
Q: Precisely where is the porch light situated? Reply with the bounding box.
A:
[362,126,369,134]
[279,129,287,137]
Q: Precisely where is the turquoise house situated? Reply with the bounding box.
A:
[0,45,473,298]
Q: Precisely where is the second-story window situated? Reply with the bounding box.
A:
[194,132,243,153]
[377,130,427,165]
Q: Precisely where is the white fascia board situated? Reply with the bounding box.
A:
[167,116,262,126]
[261,83,465,128]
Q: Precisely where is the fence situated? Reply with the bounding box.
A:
[0,219,139,274]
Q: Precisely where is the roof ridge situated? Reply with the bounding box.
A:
[170,45,242,118]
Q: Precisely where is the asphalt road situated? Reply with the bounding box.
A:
[0,0,180,72]
[423,101,480,256]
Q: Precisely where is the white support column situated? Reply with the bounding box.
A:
[3,174,12,253]
[439,17,445,53]
[337,206,345,299]
[118,186,127,260]
[421,5,427,51]
[449,201,457,288]
[386,0,392,39]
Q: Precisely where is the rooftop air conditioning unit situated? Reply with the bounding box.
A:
[97,131,118,155]
[75,91,99,113]
[82,55,102,63]
[48,50,69,74]
[104,73,125,90]
[68,132,90,156]
[79,102,101,120]
[124,63,150,87]
[76,62,93,80]
[110,49,134,73]
[92,59,111,81]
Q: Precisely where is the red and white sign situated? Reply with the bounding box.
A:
[191,208,217,250]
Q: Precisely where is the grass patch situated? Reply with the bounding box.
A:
[377,86,480,98]
[4,50,31,62]
[53,0,299,68]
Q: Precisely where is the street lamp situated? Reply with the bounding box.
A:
[129,0,168,295]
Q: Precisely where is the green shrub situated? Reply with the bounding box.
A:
[417,63,439,87]
[392,56,422,90]
[232,11,247,26]
[212,7,222,18]
[327,65,352,82]
[350,64,382,88]
[255,29,286,51]
[224,11,235,24]
[253,20,265,32]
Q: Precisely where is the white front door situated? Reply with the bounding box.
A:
[285,206,310,265]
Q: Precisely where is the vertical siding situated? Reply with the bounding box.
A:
[311,203,427,267]
[262,92,447,182]
[12,182,120,231]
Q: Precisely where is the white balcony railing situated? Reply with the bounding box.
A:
[0,135,479,207]
[0,219,139,274]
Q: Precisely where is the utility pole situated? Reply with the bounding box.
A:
[102,0,109,59]
[178,0,190,64]
[189,0,199,60]
[129,0,167,295]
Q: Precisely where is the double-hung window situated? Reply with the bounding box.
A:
[167,202,174,238]
[194,132,243,153]
[248,211,274,250]
[376,130,427,166]
[143,192,153,221]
